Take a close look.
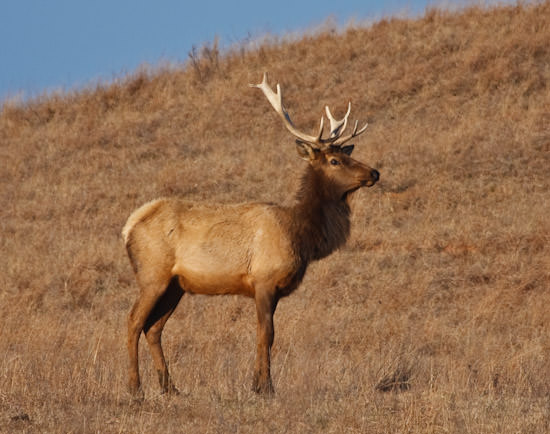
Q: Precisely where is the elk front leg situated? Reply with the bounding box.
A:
[253,290,279,394]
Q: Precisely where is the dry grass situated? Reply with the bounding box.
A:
[2,2,550,432]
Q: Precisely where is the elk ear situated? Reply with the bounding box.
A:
[341,144,354,156]
[295,140,317,161]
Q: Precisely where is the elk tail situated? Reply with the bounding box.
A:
[122,198,164,245]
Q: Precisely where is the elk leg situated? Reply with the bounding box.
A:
[127,277,171,396]
[143,278,184,394]
[252,290,279,394]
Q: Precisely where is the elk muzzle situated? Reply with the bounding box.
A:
[367,169,380,186]
[360,168,380,188]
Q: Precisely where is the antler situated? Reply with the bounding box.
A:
[250,73,325,146]
[250,73,368,149]
[325,104,350,139]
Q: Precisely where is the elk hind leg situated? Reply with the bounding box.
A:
[144,277,184,394]
[127,275,172,396]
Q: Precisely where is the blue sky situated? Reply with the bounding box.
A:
[1,0,453,101]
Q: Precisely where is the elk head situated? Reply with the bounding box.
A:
[251,73,379,201]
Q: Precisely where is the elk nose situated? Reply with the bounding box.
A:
[371,169,380,183]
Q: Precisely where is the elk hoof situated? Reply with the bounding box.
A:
[157,370,180,396]
[161,385,180,396]
[252,379,275,395]
[128,386,145,404]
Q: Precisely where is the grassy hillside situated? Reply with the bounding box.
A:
[1,2,550,432]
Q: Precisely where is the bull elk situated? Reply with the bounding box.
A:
[122,73,379,397]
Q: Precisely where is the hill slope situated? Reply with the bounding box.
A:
[1,2,550,432]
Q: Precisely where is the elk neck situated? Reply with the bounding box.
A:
[290,164,352,262]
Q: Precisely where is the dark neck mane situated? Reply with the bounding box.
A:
[290,165,352,262]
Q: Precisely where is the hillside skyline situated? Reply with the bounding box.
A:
[0,0,511,102]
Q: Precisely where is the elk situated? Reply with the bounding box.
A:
[122,73,379,397]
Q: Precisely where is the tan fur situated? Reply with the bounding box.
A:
[123,80,380,397]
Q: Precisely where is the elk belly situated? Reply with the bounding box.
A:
[172,254,254,297]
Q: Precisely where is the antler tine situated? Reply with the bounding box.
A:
[325,102,351,139]
[250,73,324,148]
[332,119,369,146]
[316,116,325,144]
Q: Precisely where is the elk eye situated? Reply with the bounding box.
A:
[330,158,340,166]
